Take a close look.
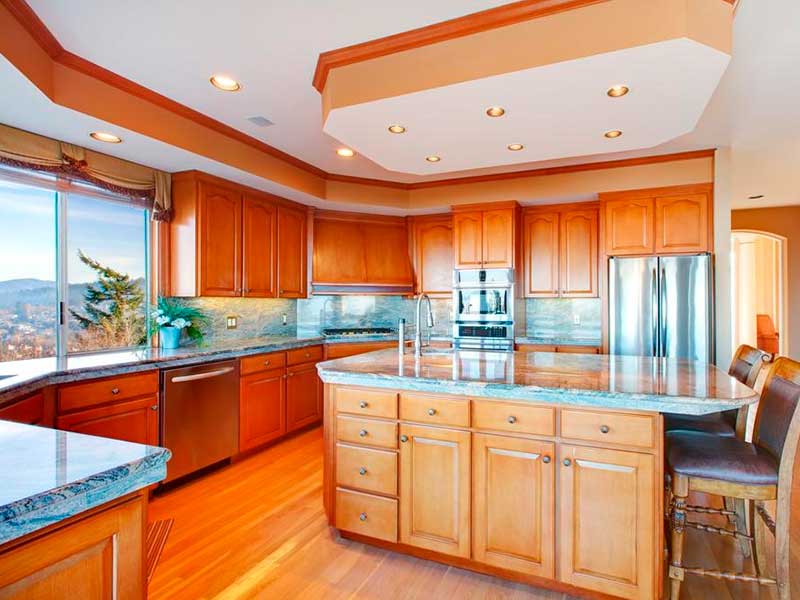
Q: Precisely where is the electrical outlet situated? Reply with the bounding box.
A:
[226,316,238,329]
[573,314,581,326]
[282,314,287,326]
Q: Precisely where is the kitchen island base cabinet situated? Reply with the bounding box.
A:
[56,396,159,446]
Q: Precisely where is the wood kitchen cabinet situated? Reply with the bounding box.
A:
[0,391,48,425]
[170,171,308,298]
[523,211,559,297]
[453,203,517,269]
[56,396,159,446]
[411,214,453,296]
[286,362,322,432]
[558,444,655,600]
[560,209,598,297]
[601,184,712,257]
[472,433,555,577]
[399,424,471,557]
[239,368,286,451]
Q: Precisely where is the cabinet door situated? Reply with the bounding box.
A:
[453,211,483,268]
[56,396,159,446]
[242,194,276,298]
[286,363,321,432]
[399,424,470,557]
[558,445,655,600]
[363,223,414,285]
[560,209,598,297]
[312,219,366,284]
[604,198,654,256]
[482,208,515,268]
[655,194,710,253]
[240,368,286,451]
[198,182,242,296]
[523,211,559,297]
[277,206,307,298]
[414,217,453,295]
[473,434,555,577]
[0,391,45,425]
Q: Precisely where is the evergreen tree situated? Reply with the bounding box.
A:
[69,250,146,348]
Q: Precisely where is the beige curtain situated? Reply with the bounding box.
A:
[0,123,172,220]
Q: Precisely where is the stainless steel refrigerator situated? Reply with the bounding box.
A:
[609,254,714,362]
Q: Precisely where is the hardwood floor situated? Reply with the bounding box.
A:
[149,427,791,600]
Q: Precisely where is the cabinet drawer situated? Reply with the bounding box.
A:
[336,387,397,419]
[336,488,398,543]
[399,393,469,428]
[336,443,397,496]
[240,351,287,376]
[58,371,159,413]
[560,409,656,449]
[472,400,555,436]
[557,345,600,354]
[336,415,397,449]
[287,345,323,366]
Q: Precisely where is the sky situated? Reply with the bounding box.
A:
[0,178,147,284]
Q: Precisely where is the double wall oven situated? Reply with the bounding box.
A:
[452,269,515,351]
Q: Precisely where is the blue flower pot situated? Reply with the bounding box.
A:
[159,327,182,349]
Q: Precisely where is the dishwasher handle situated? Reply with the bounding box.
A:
[170,366,235,384]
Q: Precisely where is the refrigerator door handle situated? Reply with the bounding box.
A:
[659,264,667,357]
[651,266,659,357]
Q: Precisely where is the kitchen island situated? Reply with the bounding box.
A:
[317,349,758,600]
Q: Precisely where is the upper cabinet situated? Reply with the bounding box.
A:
[453,203,518,269]
[411,214,453,297]
[523,204,598,298]
[601,184,712,257]
[169,171,307,298]
[312,211,413,293]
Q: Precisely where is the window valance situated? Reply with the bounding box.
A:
[0,123,172,221]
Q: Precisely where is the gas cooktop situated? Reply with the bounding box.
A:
[322,327,394,336]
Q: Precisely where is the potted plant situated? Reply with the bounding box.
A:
[150,298,209,349]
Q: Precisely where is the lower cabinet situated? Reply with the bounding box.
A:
[286,362,322,432]
[399,424,471,558]
[239,368,286,451]
[558,444,655,600]
[56,395,159,446]
[472,434,555,578]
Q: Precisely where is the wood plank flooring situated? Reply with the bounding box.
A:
[148,427,791,599]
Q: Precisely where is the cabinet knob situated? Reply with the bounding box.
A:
[359,467,367,476]
[150,405,158,411]
[359,429,368,437]
[264,360,270,366]
[279,289,285,295]
[542,455,551,464]
[599,425,610,434]
[111,388,120,395]
[305,352,310,357]
[400,435,409,443]
[359,512,367,522]
[563,458,572,467]
[507,415,517,424]
[427,408,437,416]
[359,401,369,409]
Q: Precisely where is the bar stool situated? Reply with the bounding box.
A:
[666,356,800,600]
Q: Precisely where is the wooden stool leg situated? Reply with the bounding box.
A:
[750,500,771,579]
[669,474,689,600]
[733,498,752,557]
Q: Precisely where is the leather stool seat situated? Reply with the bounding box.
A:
[664,412,736,437]
[667,430,778,486]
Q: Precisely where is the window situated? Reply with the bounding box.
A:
[0,168,150,361]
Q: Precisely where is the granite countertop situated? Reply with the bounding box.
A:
[317,349,758,415]
[0,421,170,545]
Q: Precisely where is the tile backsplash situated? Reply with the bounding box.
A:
[176,297,297,340]
[525,298,602,341]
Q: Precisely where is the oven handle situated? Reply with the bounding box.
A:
[170,366,235,383]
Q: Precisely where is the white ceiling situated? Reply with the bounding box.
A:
[3,0,797,206]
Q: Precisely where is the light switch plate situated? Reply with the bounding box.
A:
[226,316,238,329]
[573,314,581,325]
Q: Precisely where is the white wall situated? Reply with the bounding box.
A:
[714,147,733,368]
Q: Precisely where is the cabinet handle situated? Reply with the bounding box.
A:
[542,455,551,464]
[359,467,367,476]
[359,429,368,437]
[507,415,517,424]
[111,388,120,395]
[359,512,367,522]
[427,408,437,416]
[400,435,408,443]
[599,425,610,434]
[563,458,572,467]
[359,401,369,409]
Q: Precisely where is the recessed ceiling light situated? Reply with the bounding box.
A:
[486,106,506,117]
[507,143,524,151]
[89,131,122,143]
[425,155,441,163]
[748,194,765,200]
[607,85,630,98]
[336,148,355,157]
[209,74,241,92]
[604,130,623,139]
[388,125,406,134]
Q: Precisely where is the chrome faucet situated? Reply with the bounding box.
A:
[414,293,435,358]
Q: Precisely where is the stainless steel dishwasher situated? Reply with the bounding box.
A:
[161,360,239,482]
